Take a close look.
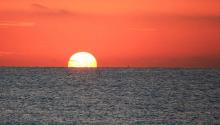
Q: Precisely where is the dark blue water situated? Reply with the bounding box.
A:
[0,68,220,124]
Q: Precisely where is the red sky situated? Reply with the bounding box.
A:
[0,0,220,67]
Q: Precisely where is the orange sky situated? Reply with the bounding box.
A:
[0,0,220,67]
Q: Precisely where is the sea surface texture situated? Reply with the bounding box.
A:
[0,68,219,125]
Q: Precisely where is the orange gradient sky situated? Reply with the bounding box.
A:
[0,0,220,67]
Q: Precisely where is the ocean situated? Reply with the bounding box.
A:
[0,68,219,124]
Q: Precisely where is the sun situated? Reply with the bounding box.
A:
[68,52,97,68]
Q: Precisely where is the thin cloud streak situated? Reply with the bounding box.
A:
[0,51,14,56]
[0,21,35,27]
[0,51,25,57]
[128,27,157,32]
[31,3,49,10]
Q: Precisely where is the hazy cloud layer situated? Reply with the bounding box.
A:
[0,1,219,21]
[0,3,74,19]
[30,3,73,16]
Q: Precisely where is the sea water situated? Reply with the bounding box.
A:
[0,68,219,124]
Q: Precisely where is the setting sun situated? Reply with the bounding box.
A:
[68,52,97,68]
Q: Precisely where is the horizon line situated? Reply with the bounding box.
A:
[0,66,219,69]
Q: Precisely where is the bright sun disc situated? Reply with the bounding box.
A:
[68,52,97,68]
